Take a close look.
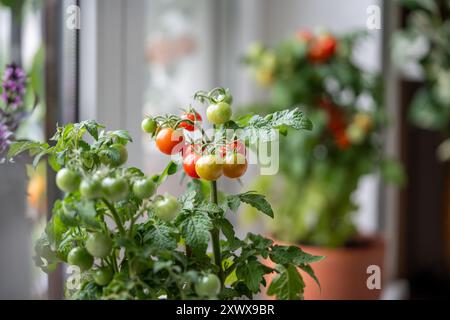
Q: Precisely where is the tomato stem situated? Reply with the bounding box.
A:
[210,180,224,285]
[101,198,126,236]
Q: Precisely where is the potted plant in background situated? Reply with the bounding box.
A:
[392,0,450,276]
[244,30,404,299]
[8,87,325,300]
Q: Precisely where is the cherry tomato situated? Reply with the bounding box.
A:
[195,155,223,181]
[132,178,156,199]
[223,153,248,179]
[195,274,221,298]
[141,118,157,135]
[67,247,94,271]
[80,178,103,199]
[56,168,81,193]
[101,177,129,202]
[183,152,201,179]
[153,194,180,222]
[155,128,184,155]
[308,34,336,63]
[206,102,232,125]
[86,232,113,258]
[93,267,113,286]
[179,112,202,131]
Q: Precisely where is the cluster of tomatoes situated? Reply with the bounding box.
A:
[142,91,248,181]
[318,97,350,150]
[318,97,374,150]
[297,30,337,63]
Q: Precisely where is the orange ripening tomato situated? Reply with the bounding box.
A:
[179,112,202,131]
[155,128,184,155]
[223,153,248,179]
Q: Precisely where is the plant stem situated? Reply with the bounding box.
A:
[210,181,224,284]
[102,198,126,236]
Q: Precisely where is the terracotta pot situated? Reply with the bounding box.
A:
[264,234,385,300]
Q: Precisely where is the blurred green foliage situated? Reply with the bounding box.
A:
[393,0,450,160]
[243,30,404,248]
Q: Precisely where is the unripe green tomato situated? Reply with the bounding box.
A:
[56,168,81,193]
[195,274,221,298]
[93,267,113,286]
[67,247,94,271]
[86,232,113,258]
[79,178,103,199]
[206,102,232,125]
[153,194,180,222]
[101,177,129,202]
[141,118,157,135]
[132,178,157,199]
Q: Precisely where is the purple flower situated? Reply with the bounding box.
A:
[1,64,26,110]
[0,123,13,156]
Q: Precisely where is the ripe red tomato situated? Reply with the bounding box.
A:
[179,112,202,131]
[183,152,201,179]
[308,34,336,63]
[155,128,184,155]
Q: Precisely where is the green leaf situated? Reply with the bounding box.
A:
[178,190,198,211]
[7,140,46,159]
[155,161,178,186]
[299,264,321,290]
[240,107,312,143]
[196,201,224,217]
[270,245,324,265]
[143,221,177,251]
[267,264,304,300]
[33,233,60,274]
[236,259,268,293]
[226,195,241,212]
[80,120,104,140]
[232,191,274,218]
[111,130,133,143]
[216,218,235,241]
[179,211,212,253]
[76,201,101,229]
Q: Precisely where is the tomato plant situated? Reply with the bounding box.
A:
[9,87,323,300]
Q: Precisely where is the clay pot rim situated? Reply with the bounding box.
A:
[269,233,385,254]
